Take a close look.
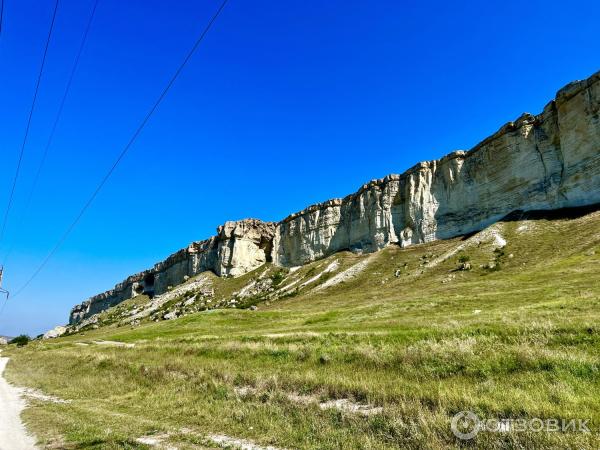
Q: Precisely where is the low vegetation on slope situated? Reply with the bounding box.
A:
[4,207,600,449]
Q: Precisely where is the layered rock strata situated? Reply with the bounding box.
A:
[70,70,600,324]
[70,219,276,323]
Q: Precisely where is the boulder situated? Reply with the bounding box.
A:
[163,311,177,321]
[43,326,67,340]
[459,262,472,271]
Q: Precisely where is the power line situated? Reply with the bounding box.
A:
[0,0,60,249]
[2,0,100,267]
[0,266,7,323]
[0,0,4,38]
[10,0,229,299]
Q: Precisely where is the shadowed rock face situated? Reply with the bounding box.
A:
[70,70,600,324]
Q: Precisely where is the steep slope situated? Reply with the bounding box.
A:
[65,204,600,336]
[70,69,600,325]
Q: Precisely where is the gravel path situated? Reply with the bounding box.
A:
[0,354,37,450]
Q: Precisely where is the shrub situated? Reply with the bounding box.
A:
[458,254,471,264]
[10,335,30,347]
[270,270,287,286]
[319,354,331,365]
[319,271,333,283]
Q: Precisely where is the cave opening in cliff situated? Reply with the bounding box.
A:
[143,274,155,298]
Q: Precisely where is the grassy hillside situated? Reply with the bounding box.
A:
[4,207,600,449]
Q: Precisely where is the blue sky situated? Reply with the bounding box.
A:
[0,0,599,336]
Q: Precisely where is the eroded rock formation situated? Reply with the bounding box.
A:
[272,71,600,265]
[70,219,276,324]
[70,70,600,324]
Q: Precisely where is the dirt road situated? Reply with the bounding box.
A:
[0,354,37,450]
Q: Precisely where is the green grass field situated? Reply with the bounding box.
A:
[4,207,600,449]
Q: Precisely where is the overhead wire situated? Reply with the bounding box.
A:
[10,0,229,299]
[0,0,4,38]
[0,0,60,250]
[2,0,100,267]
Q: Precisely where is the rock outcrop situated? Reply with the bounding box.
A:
[70,70,600,324]
[273,72,600,265]
[43,326,67,340]
[70,219,276,324]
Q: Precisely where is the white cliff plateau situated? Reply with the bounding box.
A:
[69,70,600,325]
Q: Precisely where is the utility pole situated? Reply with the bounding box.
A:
[0,266,9,298]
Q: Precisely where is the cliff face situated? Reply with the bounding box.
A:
[70,70,600,324]
[273,71,599,265]
[70,220,276,324]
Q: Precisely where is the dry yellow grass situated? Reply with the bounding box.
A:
[5,207,600,449]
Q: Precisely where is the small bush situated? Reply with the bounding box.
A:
[458,254,471,264]
[270,270,287,286]
[305,267,317,277]
[319,271,333,283]
[319,354,331,365]
[10,335,30,347]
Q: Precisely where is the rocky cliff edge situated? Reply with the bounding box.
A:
[70,70,600,324]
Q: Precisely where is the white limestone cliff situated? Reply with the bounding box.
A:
[273,70,599,265]
[70,219,276,323]
[69,70,600,324]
